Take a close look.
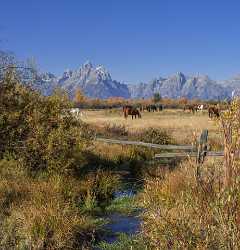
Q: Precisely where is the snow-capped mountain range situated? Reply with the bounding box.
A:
[33,61,239,100]
[34,61,129,99]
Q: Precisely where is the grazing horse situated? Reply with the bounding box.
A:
[130,109,142,119]
[146,105,151,112]
[146,104,157,112]
[197,104,204,111]
[208,106,220,118]
[123,105,132,118]
[157,104,163,111]
[184,104,198,114]
[140,105,148,112]
[70,108,80,117]
[151,105,157,112]
[123,106,141,119]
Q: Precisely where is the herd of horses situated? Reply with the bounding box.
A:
[184,104,220,118]
[122,103,220,119]
[141,104,163,112]
[122,104,164,119]
[70,103,221,120]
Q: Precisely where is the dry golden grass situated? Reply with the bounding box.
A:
[0,160,102,249]
[82,109,221,145]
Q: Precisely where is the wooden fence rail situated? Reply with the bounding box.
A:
[95,138,195,151]
[96,129,225,184]
[96,129,224,164]
[154,151,224,159]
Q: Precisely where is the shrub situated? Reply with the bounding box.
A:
[0,71,123,248]
[0,159,100,249]
[0,71,94,175]
[80,170,121,210]
[103,123,128,137]
[141,160,240,249]
[135,128,174,145]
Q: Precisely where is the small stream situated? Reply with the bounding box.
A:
[102,213,141,243]
[99,189,142,245]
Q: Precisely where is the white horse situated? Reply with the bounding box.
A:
[70,108,81,117]
[70,108,86,118]
[197,104,204,111]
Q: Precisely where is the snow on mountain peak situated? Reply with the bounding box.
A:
[83,61,93,69]
[33,63,234,100]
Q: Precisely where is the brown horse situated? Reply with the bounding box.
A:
[146,105,157,112]
[184,104,198,114]
[123,105,132,118]
[123,106,141,119]
[208,106,220,118]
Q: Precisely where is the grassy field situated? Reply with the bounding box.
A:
[82,109,222,147]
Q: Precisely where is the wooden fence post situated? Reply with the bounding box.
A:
[196,129,208,181]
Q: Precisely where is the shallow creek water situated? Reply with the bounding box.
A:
[100,189,141,244]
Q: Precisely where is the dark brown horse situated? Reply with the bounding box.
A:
[184,104,198,114]
[208,106,220,118]
[123,105,132,118]
[146,105,157,112]
[157,104,163,111]
[123,106,141,119]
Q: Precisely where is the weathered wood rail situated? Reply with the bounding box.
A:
[154,151,224,158]
[96,129,224,164]
[96,138,194,151]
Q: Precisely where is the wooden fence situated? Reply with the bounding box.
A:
[96,129,224,164]
[96,138,194,151]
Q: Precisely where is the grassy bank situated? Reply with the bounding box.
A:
[0,159,106,249]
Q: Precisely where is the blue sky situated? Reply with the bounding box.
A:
[1,0,240,83]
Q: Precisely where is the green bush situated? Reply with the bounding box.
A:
[135,128,174,145]
[0,70,124,248]
[0,71,94,175]
[81,170,121,210]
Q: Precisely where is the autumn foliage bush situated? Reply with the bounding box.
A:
[0,71,93,174]
[141,160,240,249]
[135,127,174,145]
[0,159,100,249]
[0,70,121,248]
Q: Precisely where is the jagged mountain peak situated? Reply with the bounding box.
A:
[129,72,230,100]
[41,72,56,81]
[82,61,93,69]
[33,64,235,100]
[169,72,186,84]
[96,65,108,74]
[62,69,73,78]
[95,65,111,81]
[35,62,129,99]
[74,62,111,80]
[175,71,185,77]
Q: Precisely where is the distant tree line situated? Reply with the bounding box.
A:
[73,89,229,110]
